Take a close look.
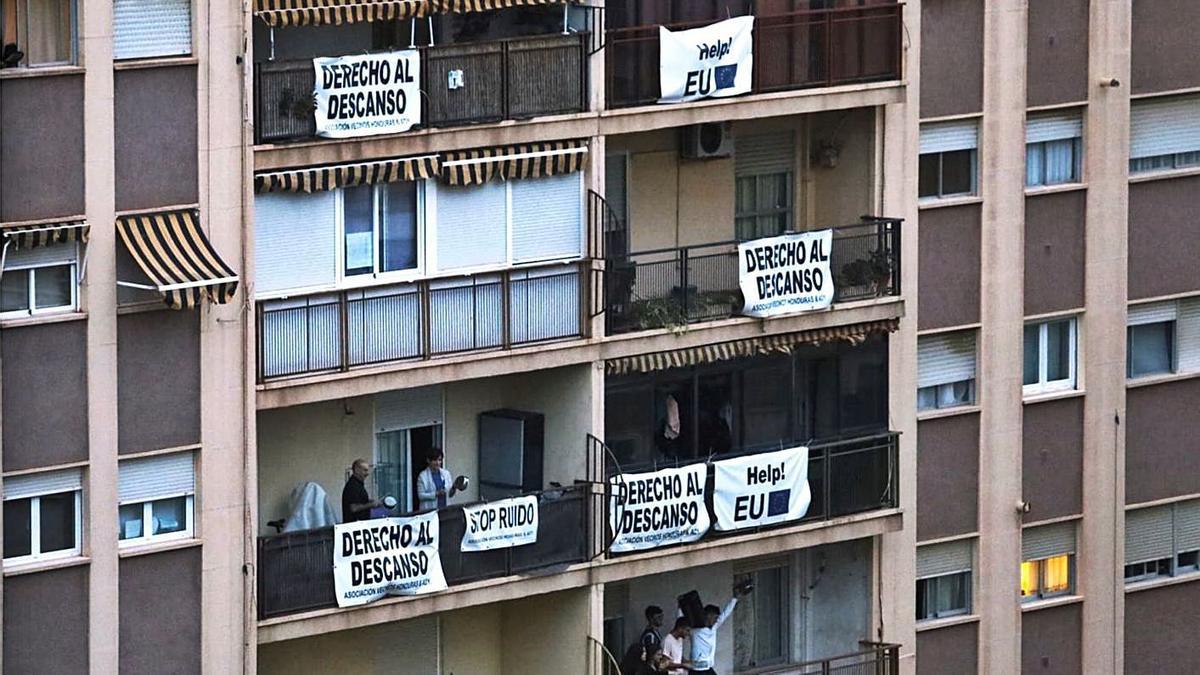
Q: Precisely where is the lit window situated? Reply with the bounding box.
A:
[0,241,79,318]
[1023,318,1077,395]
[1021,555,1074,601]
[2,469,83,564]
[118,452,196,546]
[0,0,75,68]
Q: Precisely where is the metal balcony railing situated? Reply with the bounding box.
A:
[254,33,588,144]
[606,4,903,109]
[256,262,590,382]
[256,484,591,620]
[603,218,901,336]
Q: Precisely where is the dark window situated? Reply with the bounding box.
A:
[919,150,976,199]
[3,499,32,558]
[916,571,971,620]
[39,491,76,553]
[1127,321,1175,378]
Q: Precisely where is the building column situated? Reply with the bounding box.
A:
[1078,1,1131,672]
[976,1,1028,673]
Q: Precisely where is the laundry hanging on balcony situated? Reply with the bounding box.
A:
[116,209,240,310]
[253,0,570,27]
[440,139,588,186]
[1,219,89,249]
[254,154,440,193]
[604,318,900,375]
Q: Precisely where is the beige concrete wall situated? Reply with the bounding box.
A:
[500,588,593,675]
[442,604,503,675]
[809,108,876,228]
[257,616,439,675]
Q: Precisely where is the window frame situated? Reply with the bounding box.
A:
[1123,501,1200,585]
[1023,318,1078,395]
[0,241,80,319]
[2,490,83,564]
[118,494,195,546]
[735,171,794,242]
[1129,150,1200,175]
[1025,137,1083,188]
[1126,319,1176,379]
[1020,554,1075,602]
[0,0,78,68]
[918,149,978,201]
[915,570,972,621]
[732,562,791,671]
[337,182,426,287]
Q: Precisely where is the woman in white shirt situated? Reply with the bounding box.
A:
[416,447,461,511]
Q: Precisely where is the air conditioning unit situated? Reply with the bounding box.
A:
[680,122,734,160]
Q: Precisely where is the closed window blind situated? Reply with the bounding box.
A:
[119,452,195,504]
[1177,298,1200,373]
[917,539,973,579]
[920,120,979,154]
[1130,95,1200,160]
[511,174,583,264]
[375,386,443,432]
[1022,522,1076,561]
[1175,500,1200,552]
[4,468,83,500]
[918,332,977,388]
[5,241,78,268]
[254,191,338,295]
[736,132,795,176]
[1125,505,1174,564]
[114,0,192,60]
[436,182,507,271]
[1127,300,1177,326]
[1026,113,1083,144]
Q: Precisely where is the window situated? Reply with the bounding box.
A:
[0,0,74,68]
[1023,318,1077,394]
[733,564,789,671]
[1021,522,1075,601]
[373,385,444,513]
[1127,298,1200,379]
[1025,112,1083,187]
[919,120,978,199]
[1124,500,1200,584]
[118,452,195,545]
[3,468,82,564]
[0,241,78,318]
[735,133,795,241]
[916,539,973,621]
[113,0,190,60]
[917,331,977,411]
[342,182,419,279]
[1129,95,1200,174]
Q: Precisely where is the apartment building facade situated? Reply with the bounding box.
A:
[0,0,1193,673]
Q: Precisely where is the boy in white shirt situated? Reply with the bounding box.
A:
[660,617,692,675]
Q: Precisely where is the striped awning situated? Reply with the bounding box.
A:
[431,0,567,12]
[254,0,567,27]
[116,209,240,310]
[441,139,589,186]
[1,220,89,249]
[605,319,900,376]
[255,154,439,193]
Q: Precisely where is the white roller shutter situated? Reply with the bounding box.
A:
[511,174,583,263]
[254,191,338,296]
[1127,300,1177,326]
[1022,521,1076,561]
[916,539,973,579]
[1026,113,1083,144]
[920,120,979,154]
[917,332,977,388]
[5,240,78,268]
[4,468,83,500]
[1176,298,1200,373]
[118,452,195,504]
[375,386,444,432]
[1125,505,1174,564]
[436,182,508,271]
[1174,500,1200,552]
[114,0,192,60]
[1130,95,1200,160]
[736,132,795,176]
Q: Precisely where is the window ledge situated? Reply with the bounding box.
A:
[1126,371,1200,390]
[118,537,202,559]
[1125,572,1200,594]
[1022,388,1085,406]
[0,311,87,329]
[0,64,84,80]
[917,195,982,211]
[1020,594,1083,613]
[916,613,980,632]
[114,56,199,71]
[3,555,90,577]
[1024,182,1087,198]
[1129,166,1200,184]
[917,405,981,422]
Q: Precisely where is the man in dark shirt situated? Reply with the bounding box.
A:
[341,458,380,523]
[640,605,664,663]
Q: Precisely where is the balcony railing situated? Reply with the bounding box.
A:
[603,218,901,335]
[793,643,901,675]
[606,4,903,109]
[255,33,588,144]
[257,484,591,620]
[257,262,589,382]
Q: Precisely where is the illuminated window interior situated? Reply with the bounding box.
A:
[1021,555,1073,600]
[1020,561,1039,597]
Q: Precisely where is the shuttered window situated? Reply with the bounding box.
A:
[375,386,443,432]
[919,120,979,199]
[1129,95,1200,173]
[113,0,192,60]
[735,133,795,241]
[920,120,979,155]
[917,539,973,579]
[254,191,339,296]
[916,540,973,620]
[3,469,83,561]
[1026,113,1084,144]
[1026,112,1082,187]
[1125,297,1200,379]
[436,182,507,271]
[917,331,977,411]
[1178,299,1200,373]
[1126,506,1174,564]
[511,173,583,264]
[118,452,195,504]
[3,468,83,500]
[1124,499,1200,582]
[1022,522,1076,561]
[736,132,795,176]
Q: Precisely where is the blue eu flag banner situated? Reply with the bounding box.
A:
[715,64,739,89]
[767,489,791,517]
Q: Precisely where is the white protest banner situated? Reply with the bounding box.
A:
[609,463,710,553]
[713,447,810,532]
[332,511,446,608]
[314,50,421,139]
[659,16,754,104]
[461,495,539,552]
[739,230,834,318]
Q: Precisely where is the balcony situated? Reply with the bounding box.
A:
[254,33,588,144]
[606,4,903,109]
[603,218,901,336]
[256,261,590,382]
[257,484,591,620]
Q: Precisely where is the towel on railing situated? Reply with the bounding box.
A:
[284,481,339,532]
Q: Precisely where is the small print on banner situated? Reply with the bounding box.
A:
[314,50,421,139]
[658,16,754,104]
[332,511,447,608]
[461,495,539,552]
[609,463,710,553]
[738,230,834,318]
[712,447,811,532]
